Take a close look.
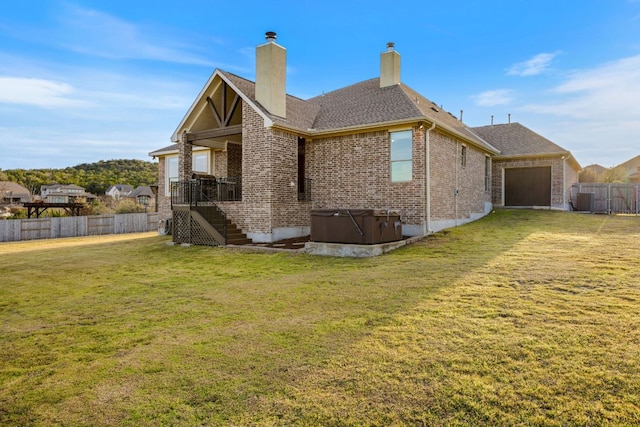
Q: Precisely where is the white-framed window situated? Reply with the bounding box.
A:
[165,155,179,196]
[461,145,467,168]
[193,151,210,173]
[390,130,413,182]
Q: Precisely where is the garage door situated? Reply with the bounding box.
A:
[504,166,551,206]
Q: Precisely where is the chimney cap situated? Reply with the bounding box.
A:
[265,31,277,42]
[386,42,395,51]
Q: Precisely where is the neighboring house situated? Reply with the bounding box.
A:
[580,164,608,182]
[150,33,499,245]
[106,184,156,209]
[40,184,97,203]
[106,184,134,200]
[125,185,155,208]
[617,155,640,183]
[471,123,581,210]
[0,181,31,205]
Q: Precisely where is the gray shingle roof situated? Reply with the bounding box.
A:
[221,70,320,131]
[0,181,31,198]
[471,123,568,156]
[223,72,496,152]
[149,144,179,156]
[154,69,500,156]
[306,78,422,129]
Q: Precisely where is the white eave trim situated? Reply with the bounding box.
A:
[170,69,273,142]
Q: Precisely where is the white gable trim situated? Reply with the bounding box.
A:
[171,69,273,142]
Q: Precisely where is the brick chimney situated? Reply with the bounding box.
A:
[380,42,400,88]
[255,31,286,118]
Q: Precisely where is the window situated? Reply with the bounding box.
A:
[165,156,179,196]
[461,145,467,168]
[193,151,209,173]
[390,130,413,182]
[484,156,491,192]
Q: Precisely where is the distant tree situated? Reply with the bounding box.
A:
[2,159,158,196]
[601,166,628,183]
[82,199,114,216]
[579,169,600,183]
[115,198,146,214]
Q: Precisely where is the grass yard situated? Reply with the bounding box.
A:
[1,209,639,426]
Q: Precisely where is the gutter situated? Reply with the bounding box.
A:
[275,117,500,156]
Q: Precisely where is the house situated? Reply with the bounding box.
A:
[580,164,608,182]
[124,185,155,208]
[617,155,640,183]
[149,33,502,245]
[106,184,134,200]
[106,184,155,208]
[471,123,581,210]
[40,184,97,204]
[0,181,31,205]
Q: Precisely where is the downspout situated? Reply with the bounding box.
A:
[562,155,567,210]
[455,142,459,227]
[424,122,436,235]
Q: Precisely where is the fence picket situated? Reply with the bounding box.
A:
[0,213,160,243]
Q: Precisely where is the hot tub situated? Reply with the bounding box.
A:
[310,209,402,245]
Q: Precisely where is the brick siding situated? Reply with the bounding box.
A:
[156,156,172,221]
[307,127,426,226]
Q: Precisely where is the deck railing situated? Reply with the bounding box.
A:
[171,176,242,207]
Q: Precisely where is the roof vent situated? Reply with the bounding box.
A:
[265,31,277,42]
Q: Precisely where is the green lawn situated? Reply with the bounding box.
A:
[1,210,639,426]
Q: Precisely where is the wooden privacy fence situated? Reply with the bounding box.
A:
[571,183,640,214]
[0,213,160,243]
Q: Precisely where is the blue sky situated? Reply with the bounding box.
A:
[1,0,639,170]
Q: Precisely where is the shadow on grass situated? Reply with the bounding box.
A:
[2,209,634,426]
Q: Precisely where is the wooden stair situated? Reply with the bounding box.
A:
[225,220,253,245]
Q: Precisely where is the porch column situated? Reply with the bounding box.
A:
[179,131,192,181]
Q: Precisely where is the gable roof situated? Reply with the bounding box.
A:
[617,154,640,172]
[107,184,134,193]
[471,123,581,169]
[0,181,30,197]
[583,164,608,175]
[166,69,498,155]
[129,186,154,198]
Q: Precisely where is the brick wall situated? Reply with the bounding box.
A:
[214,150,227,176]
[307,127,426,226]
[428,131,491,221]
[156,156,172,220]
[227,143,242,177]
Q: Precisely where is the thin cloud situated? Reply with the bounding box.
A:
[54,5,216,66]
[518,54,640,167]
[471,89,514,107]
[520,54,640,120]
[507,52,560,76]
[2,5,218,67]
[0,76,88,108]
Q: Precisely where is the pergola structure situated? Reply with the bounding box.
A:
[23,202,85,218]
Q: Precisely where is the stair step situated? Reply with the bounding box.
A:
[227,237,253,245]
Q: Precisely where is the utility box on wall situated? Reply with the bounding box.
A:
[310,209,402,245]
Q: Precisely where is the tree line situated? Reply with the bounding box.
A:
[0,159,158,196]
